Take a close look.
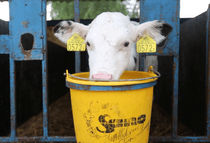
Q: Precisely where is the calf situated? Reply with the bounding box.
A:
[53,12,172,80]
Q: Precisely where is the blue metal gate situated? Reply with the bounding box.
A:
[0,0,210,142]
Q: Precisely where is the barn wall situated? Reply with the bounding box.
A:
[179,11,207,135]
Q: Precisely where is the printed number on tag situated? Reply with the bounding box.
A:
[136,36,156,53]
[67,33,86,51]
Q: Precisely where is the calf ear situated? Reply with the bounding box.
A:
[53,21,89,44]
[135,20,173,47]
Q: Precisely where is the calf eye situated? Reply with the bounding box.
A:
[87,41,90,46]
[124,42,129,47]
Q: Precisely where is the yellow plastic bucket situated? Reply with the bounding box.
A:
[66,67,159,143]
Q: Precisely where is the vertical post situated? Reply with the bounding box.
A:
[172,55,179,137]
[74,0,80,73]
[9,0,16,140]
[139,55,145,71]
[10,58,16,140]
[139,0,144,71]
[41,0,48,137]
[140,0,180,139]
[206,4,210,139]
[42,55,48,137]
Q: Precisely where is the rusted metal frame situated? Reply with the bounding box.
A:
[206,4,210,139]
[8,0,16,140]
[0,136,209,142]
[0,136,76,142]
[172,54,179,137]
[41,0,49,137]
[74,0,81,73]
[169,0,180,138]
[168,0,180,139]
[149,136,208,142]
[9,0,44,61]
[138,0,145,71]
[140,0,180,141]
[9,58,16,141]
[0,59,17,143]
[42,48,49,137]
[0,135,209,142]
[138,53,180,56]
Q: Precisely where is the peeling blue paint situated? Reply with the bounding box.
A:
[9,0,44,60]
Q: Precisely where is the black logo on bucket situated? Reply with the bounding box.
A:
[96,114,146,133]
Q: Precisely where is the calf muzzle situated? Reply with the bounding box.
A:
[92,72,112,80]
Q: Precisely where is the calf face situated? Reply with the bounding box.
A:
[53,12,172,80]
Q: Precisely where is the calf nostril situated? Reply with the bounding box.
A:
[92,73,112,80]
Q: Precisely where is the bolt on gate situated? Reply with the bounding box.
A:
[0,0,210,142]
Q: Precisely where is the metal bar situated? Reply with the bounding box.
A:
[206,4,210,139]
[8,0,16,140]
[150,136,208,142]
[42,53,49,137]
[171,2,180,137]
[172,55,179,137]
[171,0,180,137]
[138,0,144,71]
[9,58,16,140]
[0,136,76,142]
[139,55,145,71]
[41,0,49,137]
[74,0,80,22]
[1,136,210,142]
[136,53,180,56]
[74,0,80,73]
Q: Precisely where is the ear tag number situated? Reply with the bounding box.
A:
[67,33,86,51]
[136,35,156,53]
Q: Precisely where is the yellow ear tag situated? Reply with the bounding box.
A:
[136,34,156,53]
[67,33,86,51]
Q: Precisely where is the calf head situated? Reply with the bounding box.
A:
[53,12,172,80]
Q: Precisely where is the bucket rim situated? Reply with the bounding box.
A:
[66,80,157,91]
[65,67,159,86]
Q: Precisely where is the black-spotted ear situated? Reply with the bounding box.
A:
[53,20,89,44]
[135,20,173,47]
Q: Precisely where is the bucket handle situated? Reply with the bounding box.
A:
[65,66,160,82]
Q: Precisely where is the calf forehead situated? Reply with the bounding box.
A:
[88,12,131,45]
[94,13,129,25]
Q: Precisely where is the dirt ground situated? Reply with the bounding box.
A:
[15,92,195,143]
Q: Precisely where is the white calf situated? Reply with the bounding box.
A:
[53,12,172,80]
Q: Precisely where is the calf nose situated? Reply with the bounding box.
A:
[92,72,112,80]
